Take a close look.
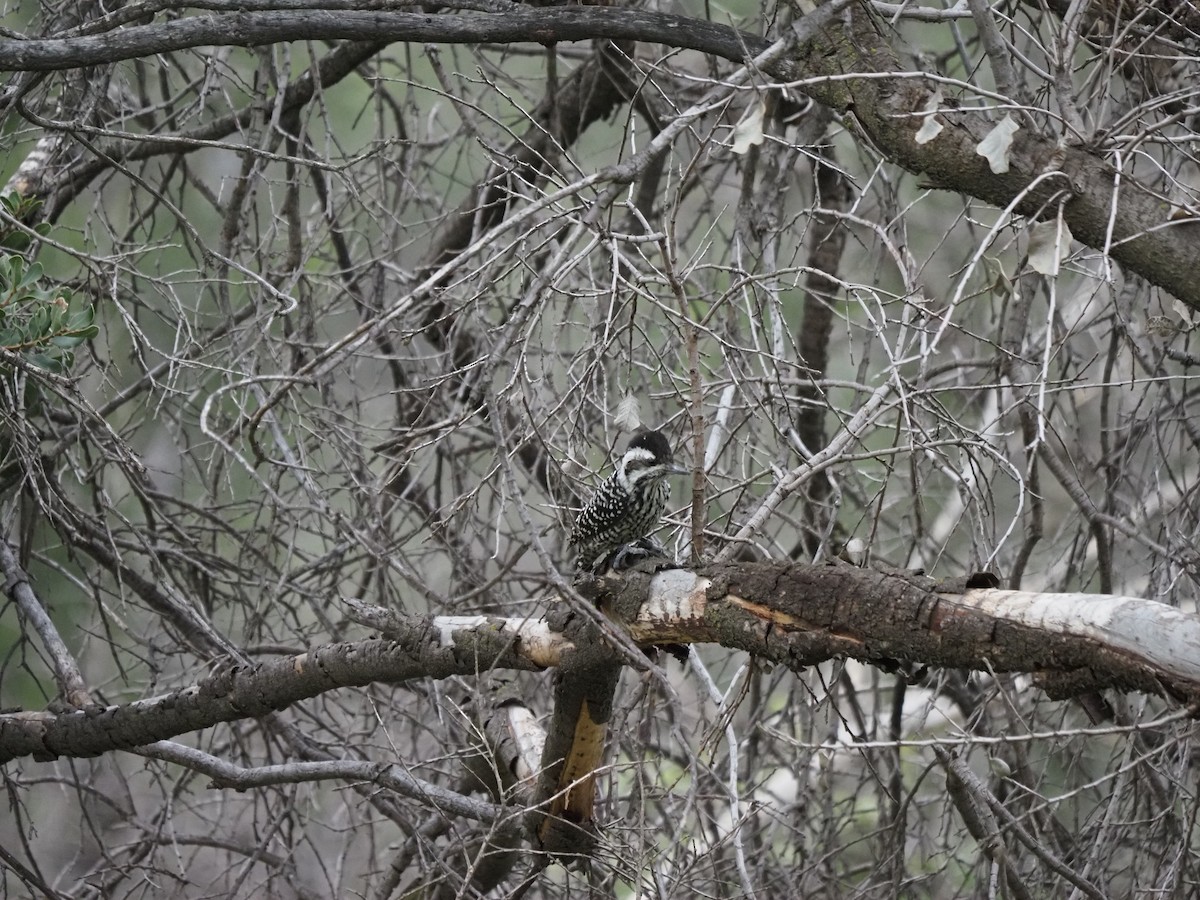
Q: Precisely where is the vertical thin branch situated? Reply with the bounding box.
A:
[0,541,90,708]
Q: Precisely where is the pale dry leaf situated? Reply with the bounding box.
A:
[1028,219,1074,276]
[981,255,1011,298]
[914,87,945,145]
[976,114,1020,174]
[1171,298,1196,328]
[731,100,766,155]
[915,117,944,145]
[614,394,642,432]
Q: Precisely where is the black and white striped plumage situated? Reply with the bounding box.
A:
[569,430,679,572]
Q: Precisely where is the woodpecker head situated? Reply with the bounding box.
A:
[616,429,686,494]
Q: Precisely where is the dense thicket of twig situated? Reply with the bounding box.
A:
[2,0,1200,896]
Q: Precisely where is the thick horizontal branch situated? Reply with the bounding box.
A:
[760,6,1200,310]
[5,560,1198,766]
[0,614,557,764]
[0,7,758,71]
[586,562,1200,704]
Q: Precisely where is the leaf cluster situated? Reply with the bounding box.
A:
[0,193,98,379]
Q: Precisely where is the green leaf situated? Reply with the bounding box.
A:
[49,299,69,329]
[0,232,31,253]
[67,308,93,330]
[29,306,50,337]
[18,262,46,292]
[0,256,18,289]
[26,352,63,373]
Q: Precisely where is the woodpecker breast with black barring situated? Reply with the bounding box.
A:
[569,429,685,573]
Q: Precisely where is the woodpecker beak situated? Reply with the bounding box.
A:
[668,464,691,476]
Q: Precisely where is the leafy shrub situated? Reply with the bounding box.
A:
[0,193,98,378]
